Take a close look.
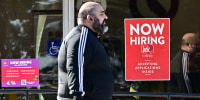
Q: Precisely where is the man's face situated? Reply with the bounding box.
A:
[190,43,200,53]
[92,16,108,35]
[189,35,200,53]
[92,4,108,35]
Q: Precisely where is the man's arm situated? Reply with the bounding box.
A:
[66,36,82,95]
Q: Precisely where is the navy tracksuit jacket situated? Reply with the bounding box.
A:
[57,25,114,100]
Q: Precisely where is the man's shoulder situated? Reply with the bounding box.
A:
[69,26,82,35]
[171,50,182,71]
[63,26,82,40]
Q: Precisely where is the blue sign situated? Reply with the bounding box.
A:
[48,40,62,56]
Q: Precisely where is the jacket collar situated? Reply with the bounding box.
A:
[79,25,101,39]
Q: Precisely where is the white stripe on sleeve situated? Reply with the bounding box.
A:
[78,26,88,96]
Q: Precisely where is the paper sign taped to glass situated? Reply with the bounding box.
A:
[125,18,170,81]
[1,59,39,87]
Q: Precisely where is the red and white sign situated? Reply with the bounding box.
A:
[125,18,170,81]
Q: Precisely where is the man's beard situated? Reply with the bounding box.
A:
[92,17,108,35]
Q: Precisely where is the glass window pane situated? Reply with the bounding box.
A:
[0,0,200,99]
[32,0,62,10]
[34,15,62,89]
[105,0,200,95]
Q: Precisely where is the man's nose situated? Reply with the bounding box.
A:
[105,14,108,19]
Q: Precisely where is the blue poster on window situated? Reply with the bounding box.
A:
[48,40,62,56]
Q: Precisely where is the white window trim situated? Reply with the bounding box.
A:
[63,0,75,39]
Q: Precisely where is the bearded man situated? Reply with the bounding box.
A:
[57,2,114,100]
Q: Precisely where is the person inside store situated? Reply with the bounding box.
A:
[57,1,114,100]
[169,33,200,96]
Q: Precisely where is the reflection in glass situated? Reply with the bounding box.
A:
[32,0,62,10]
[35,15,62,90]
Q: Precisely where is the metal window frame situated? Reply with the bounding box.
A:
[1,90,200,100]
[63,0,75,39]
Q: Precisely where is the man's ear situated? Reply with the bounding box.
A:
[188,43,193,48]
[87,15,93,22]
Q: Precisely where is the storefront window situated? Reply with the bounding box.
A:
[32,0,62,11]
[0,0,200,99]
[35,15,62,89]
[0,0,62,99]
[105,0,200,96]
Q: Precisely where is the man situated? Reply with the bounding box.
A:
[57,2,114,100]
[169,33,200,94]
